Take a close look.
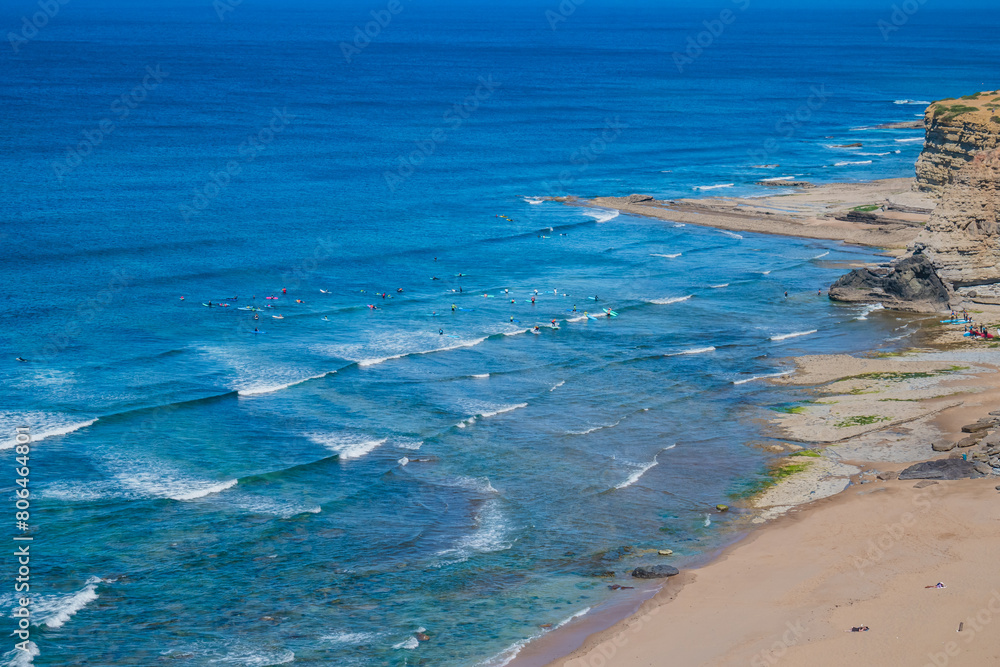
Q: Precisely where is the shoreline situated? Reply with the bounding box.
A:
[516,341,1000,667]
[554,177,935,254]
[506,178,1000,666]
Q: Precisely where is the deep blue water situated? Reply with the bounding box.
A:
[2,1,999,664]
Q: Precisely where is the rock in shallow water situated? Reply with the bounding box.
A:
[632,564,680,579]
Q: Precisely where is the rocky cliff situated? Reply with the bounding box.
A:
[915,91,1000,195]
[832,90,1000,311]
[911,148,1000,287]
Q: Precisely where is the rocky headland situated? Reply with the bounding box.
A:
[832,90,1000,311]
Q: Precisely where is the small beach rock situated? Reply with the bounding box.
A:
[631,564,679,579]
[962,419,998,433]
[957,435,981,448]
[913,480,939,488]
[973,462,994,475]
[932,441,958,452]
[876,471,898,481]
[716,504,729,512]
[658,549,674,556]
[625,194,655,204]
[900,459,981,480]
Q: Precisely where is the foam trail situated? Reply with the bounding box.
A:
[719,230,743,239]
[650,253,682,259]
[704,514,712,527]
[309,434,387,460]
[550,380,565,391]
[237,371,333,396]
[894,99,930,104]
[770,330,817,341]
[568,418,622,436]
[171,479,238,501]
[693,183,734,191]
[760,176,795,182]
[855,303,884,321]
[812,251,830,259]
[761,270,771,275]
[472,373,490,378]
[615,451,663,490]
[584,209,620,223]
[732,371,789,385]
[710,283,729,289]
[0,417,98,450]
[357,336,490,367]
[649,295,692,305]
[477,608,592,666]
[34,577,101,629]
[834,160,872,166]
[1,641,38,666]
[664,347,715,357]
[523,197,544,204]
[322,631,381,646]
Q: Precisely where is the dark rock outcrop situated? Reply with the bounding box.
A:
[828,251,950,312]
[898,458,983,480]
[631,564,680,579]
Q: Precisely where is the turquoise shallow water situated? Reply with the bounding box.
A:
[2,1,999,664]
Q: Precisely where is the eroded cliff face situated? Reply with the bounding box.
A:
[915,92,1000,196]
[913,149,1000,287]
[832,91,1000,311]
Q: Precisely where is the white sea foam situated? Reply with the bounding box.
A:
[237,371,332,396]
[650,253,682,259]
[435,499,512,564]
[732,370,790,385]
[523,197,544,205]
[719,230,743,239]
[710,283,729,289]
[568,418,622,436]
[693,183,734,191]
[812,251,830,259]
[208,647,295,665]
[704,514,712,527]
[664,346,715,357]
[649,295,692,305]
[472,373,490,378]
[0,414,98,450]
[770,330,818,341]
[1,641,38,666]
[858,151,893,156]
[615,454,660,490]
[761,270,771,275]
[834,160,873,166]
[550,380,565,391]
[170,479,238,501]
[33,577,101,629]
[477,608,592,666]
[398,457,409,466]
[895,137,924,143]
[584,209,620,223]
[855,303,885,321]
[894,99,930,105]
[115,471,239,502]
[393,637,420,650]
[673,223,686,227]
[321,631,381,646]
[759,176,796,181]
[395,438,424,451]
[309,433,387,460]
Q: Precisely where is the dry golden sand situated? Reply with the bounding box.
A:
[534,352,1000,667]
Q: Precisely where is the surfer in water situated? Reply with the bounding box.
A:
[16,357,27,362]
[451,304,456,311]
[282,288,286,294]
[509,315,514,323]
[439,329,444,335]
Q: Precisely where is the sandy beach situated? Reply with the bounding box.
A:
[509,177,1000,667]
[524,345,1000,667]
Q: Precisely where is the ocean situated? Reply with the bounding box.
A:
[2,0,999,664]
